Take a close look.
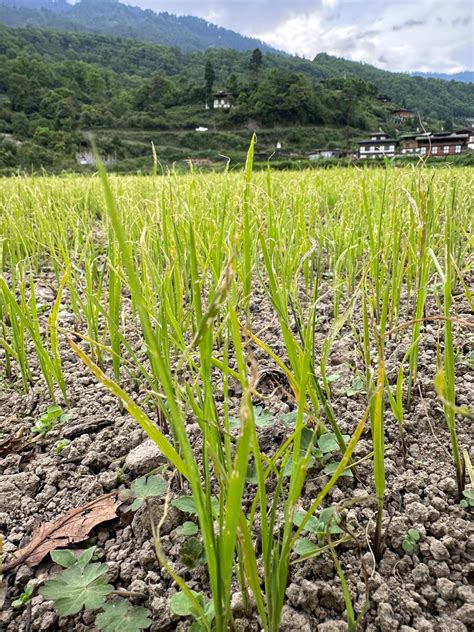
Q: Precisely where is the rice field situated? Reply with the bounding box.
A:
[1,152,473,631]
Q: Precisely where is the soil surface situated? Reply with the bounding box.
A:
[0,274,473,631]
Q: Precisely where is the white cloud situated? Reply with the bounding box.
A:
[253,1,473,72]
[129,0,473,72]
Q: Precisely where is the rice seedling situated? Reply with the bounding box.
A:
[0,159,472,631]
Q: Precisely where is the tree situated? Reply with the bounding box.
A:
[249,48,263,72]
[204,60,215,97]
[249,48,263,84]
[226,73,238,97]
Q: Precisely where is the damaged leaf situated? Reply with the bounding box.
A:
[4,493,119,571]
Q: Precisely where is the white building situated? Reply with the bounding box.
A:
[357,132,397,159]
[213,91,232,109]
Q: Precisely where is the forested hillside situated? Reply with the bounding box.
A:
[0,23,473,172]
[0,0,277,53]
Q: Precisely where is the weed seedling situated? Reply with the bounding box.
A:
[402,528,421,554]
[40,547,151,630]
[32,405,70,436]
[54,438,70,454]
[169,590,215,631]
[12,581,35,609]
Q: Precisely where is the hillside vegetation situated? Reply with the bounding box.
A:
[0,0,473,123]
[0,21,473,172]
[0,0,277,53]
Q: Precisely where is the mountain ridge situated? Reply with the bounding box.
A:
[0,0,280,53]
[411,71,473,84]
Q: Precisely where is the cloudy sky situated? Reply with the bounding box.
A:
[126,0,473,73]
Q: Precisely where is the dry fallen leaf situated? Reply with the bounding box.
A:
[0,425,30,457]
[4,493,119,572]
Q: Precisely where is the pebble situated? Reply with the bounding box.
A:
[457,585,474,603]
[316,621,347,632]
[405,501,429,524]
[456,604,474,625]
[436,577,456,600]
[124,439,164,477]
[411,563,430,585]
[429,539,450,561]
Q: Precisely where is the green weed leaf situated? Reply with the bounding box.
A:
[177,521,199,536]
[293,537,322,557]
[129,475,167,511]
[179,537,205,569]
[172,495,219,516]
[96,598,151,632]
[318,433,349,454]
[346,376,365,397]
[323,461,353,477]
[169,590,202,617]
[50,549,78,568]
[40,562,113,615]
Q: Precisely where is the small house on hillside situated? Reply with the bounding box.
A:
[399,133,426,154]
[212,91,233,109]
[357,132,397,159]
[376,94,391,103]
[454,128,474,150]
[391,109,416,123]
[416,131,470,156]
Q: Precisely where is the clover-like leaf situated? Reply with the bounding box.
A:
[50,548,78,568]
[283,426,317,476]
[95,598,151,632]
[179,537,205,569]
[169,590,202,617]
[293,537,322,557]
[172,495,219,516]
[407,528,420,542]
[129,475,167,511]
[40,562,113,615]
[177,521,199,536]
[229,406,276,431]
[323,461,353,477]
[317,433,350,455]
[253,406,276,428]
[293,511,321,534]
[346,376,365,397]
[293,507,343,536]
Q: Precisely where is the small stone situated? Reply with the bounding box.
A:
[279,606,312,632]
[377,603,398,631]
[231,591,256,617]
[436,578,456,600]
[317,621,347,632]
[38,610,58,630]
[15,564,33,587]
[406,502,429,524]
[456,604,474,625]
[431,561,450,578]
[438,617,467,632]
[98,470,118,491]
[413,617,434,632]
[412,563,430,585]
[149,595,179,631]
[372,583,390,603]
[124,439,164,477]
[429,539,449,561]
[0,473,40,511]
[457,585,474,603]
